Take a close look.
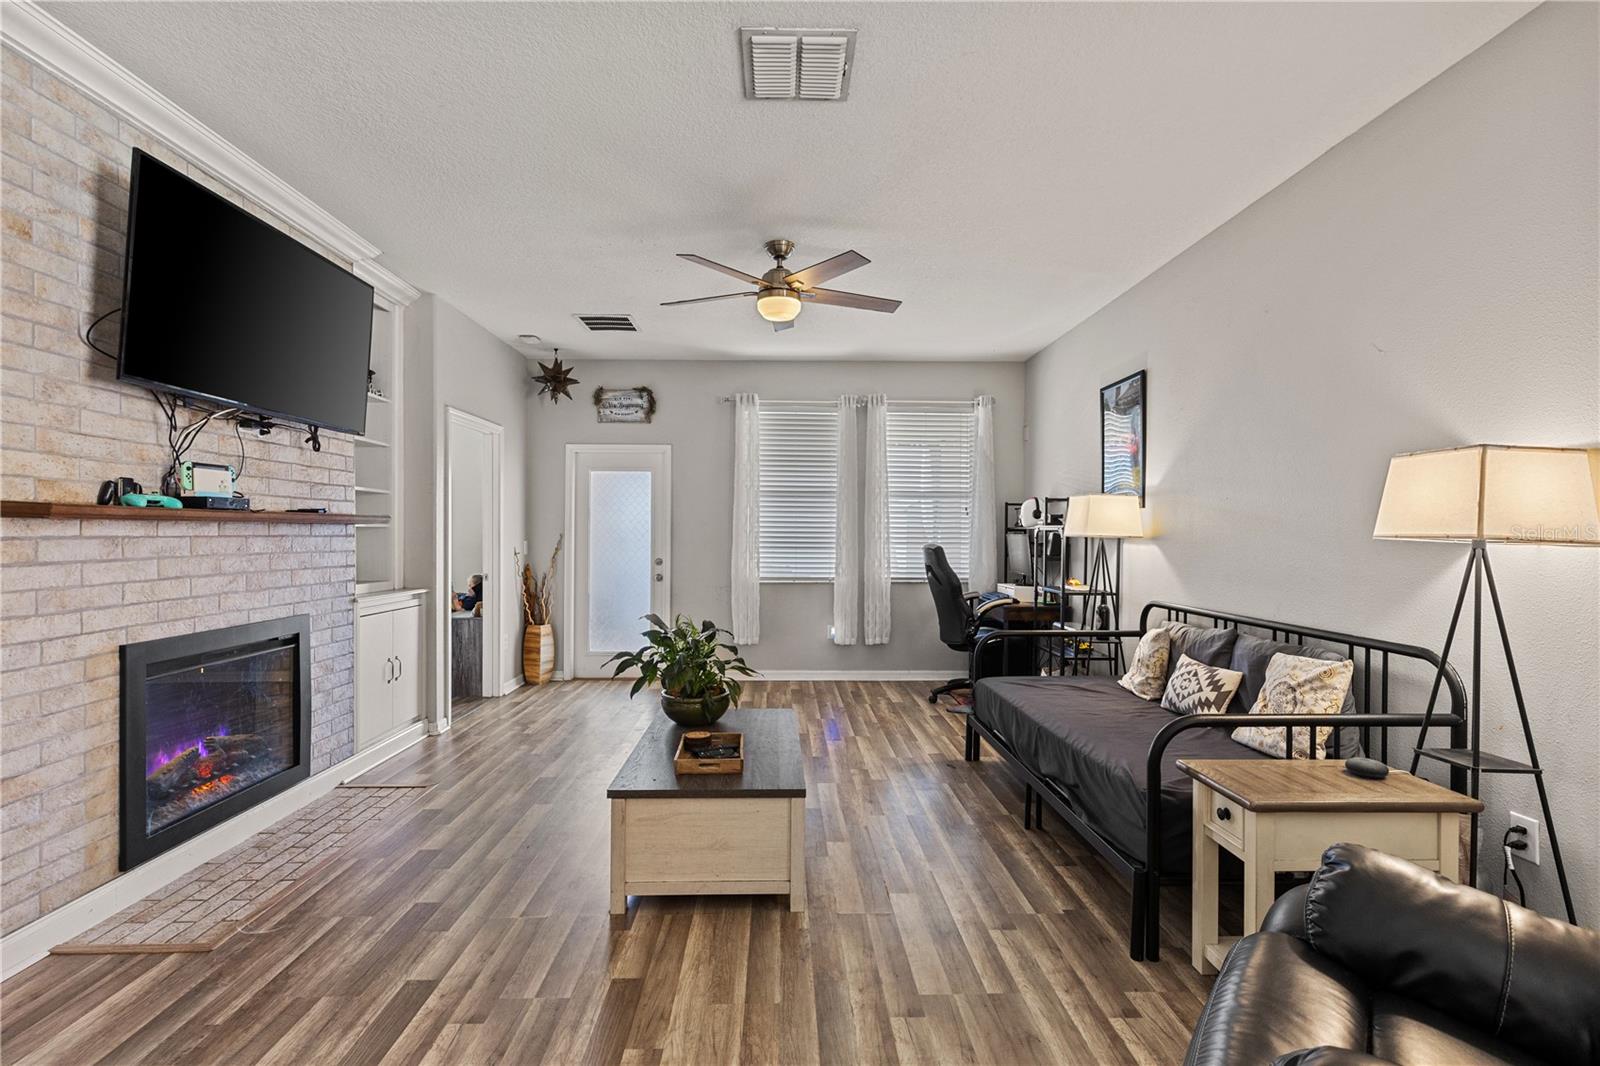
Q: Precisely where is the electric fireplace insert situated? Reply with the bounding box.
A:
[120,616,311,869]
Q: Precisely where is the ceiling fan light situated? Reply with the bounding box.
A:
[756,288,802,322]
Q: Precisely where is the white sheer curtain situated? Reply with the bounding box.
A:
[968,395,998,591]
[863,394,891,644]
[730,392,761,644]
[832,395,862,645]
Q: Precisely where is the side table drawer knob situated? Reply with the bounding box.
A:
[1215,806,1231,821]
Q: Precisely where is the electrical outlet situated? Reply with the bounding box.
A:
[1509,811,1540,865]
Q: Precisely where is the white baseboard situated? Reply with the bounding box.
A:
[500,675,524,697]
[746,670,955,681]
[545,671,951,682]
[0,722,427,980]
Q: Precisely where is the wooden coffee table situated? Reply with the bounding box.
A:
[1177,758,1482,974]
[607,707,807,914]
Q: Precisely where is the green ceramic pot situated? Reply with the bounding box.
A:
[660,688,731,727]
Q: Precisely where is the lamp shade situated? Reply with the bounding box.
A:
[1064,494,1144,538]
[1373,445,1600,546]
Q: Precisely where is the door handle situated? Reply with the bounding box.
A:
[655,573,663,582]
[395,656,403,680]
[385,656,394,683]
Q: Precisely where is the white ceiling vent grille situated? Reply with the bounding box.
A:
[575,314,636,332]
[798,36,848,99]
[740,28,857,101]
[748,35,797,99]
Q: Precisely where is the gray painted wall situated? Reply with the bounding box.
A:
[404,294,532,700]
[527,359,1026,674]
[1023,3,1598,919]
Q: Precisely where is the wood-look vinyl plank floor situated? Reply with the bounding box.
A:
[0,680,1215,1065]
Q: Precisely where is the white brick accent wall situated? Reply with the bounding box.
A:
[0,44,357,935]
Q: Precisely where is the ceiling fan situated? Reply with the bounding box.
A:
[661,239,901,332]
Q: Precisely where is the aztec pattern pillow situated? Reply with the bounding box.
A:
[1161,654,1243,716]
[1231,652,1355,759]
[1117,627,1171,700]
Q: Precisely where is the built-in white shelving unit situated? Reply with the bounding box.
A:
[353,265,417,595]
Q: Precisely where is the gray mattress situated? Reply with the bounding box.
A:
[974,675,1271,866]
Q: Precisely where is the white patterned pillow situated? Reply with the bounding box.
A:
[1231,653,1355,759]
[1161,654,1243,716]
[1118,627,1171,700]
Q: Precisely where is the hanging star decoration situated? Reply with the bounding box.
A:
[533,350,578,403]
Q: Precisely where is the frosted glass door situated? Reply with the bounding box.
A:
[571,447,670,677]
[587,470,653,652]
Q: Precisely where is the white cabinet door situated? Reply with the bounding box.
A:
[355,609,394,749]
[390,604,422,729]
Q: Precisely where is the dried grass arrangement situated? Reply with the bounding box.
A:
[515,536,561,626]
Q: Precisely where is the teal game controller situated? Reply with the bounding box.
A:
[119,493,182,508]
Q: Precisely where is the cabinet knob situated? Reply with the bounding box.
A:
[1215,806,1231,822]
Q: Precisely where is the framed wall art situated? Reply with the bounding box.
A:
[1100,370,1145,504]
[593,386,656,424]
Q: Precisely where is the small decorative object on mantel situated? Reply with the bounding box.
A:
[674,729,745,775]
[607,613,759,727]
[366,369,384,399]
[593,386,656,424]
[533,349,578,403]
[515,536,561,684]
[1101,369,1146,505]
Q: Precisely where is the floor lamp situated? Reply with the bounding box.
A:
[1063,494,1145,674]
[1373,444,1598,925]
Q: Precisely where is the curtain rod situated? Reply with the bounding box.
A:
[716,396,981,405]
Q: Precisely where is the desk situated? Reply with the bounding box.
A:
[1178,758,1482,974]
[981,601,1057,675]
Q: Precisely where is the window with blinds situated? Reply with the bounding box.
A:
[886,405,975,579]
[758,403,839,580]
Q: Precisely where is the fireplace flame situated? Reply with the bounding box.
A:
[146,724,229,777]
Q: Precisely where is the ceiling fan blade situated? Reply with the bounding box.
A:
[660,291,758,307]
[805,287,902,313]
[677,254,763,286]
[773,319,796,332]
[785,250,870,289]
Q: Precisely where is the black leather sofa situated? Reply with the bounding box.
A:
[1185,844,1600,1066]
[966,603,1468,961]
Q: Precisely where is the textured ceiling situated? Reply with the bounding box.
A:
[44,2,1531,361]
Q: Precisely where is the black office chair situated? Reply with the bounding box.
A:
[924,544,1015,705]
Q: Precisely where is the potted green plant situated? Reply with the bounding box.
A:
[606,614,759,726]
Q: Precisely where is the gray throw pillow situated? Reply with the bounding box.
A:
[1160,621,1239,688]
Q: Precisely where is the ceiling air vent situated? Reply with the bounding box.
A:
[740,28,857,101]
[575,314,637,332]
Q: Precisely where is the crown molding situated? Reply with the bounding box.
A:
[353,258,421,307]
[1,1,387,269]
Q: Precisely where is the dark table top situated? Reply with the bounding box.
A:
[606,707,806,799]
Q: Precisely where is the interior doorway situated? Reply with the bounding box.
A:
[444,408,503,720]
[563,444,671,678]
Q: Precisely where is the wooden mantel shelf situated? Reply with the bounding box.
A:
[1,500,386,526]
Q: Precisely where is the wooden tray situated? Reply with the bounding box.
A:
[673,731,744,775]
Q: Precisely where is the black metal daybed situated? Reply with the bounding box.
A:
[963,602,1469,962]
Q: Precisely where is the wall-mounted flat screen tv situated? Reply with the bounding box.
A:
[117,148,374,435]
